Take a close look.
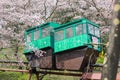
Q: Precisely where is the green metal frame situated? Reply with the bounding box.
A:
[54,18,101,53]
[54,19,88,53]
[24,22,60,54]
[24,18,101,54]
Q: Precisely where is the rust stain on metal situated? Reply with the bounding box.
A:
[25,48,54,69]
[56,47,98,71]
[38,48,53,68]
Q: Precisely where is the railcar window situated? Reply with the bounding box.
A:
[66,27,73,38]
[88,24,94,35]
[55,30,64,41]
[42,27,49,37]
[34,30,40,40]
[76,24,82,35]
[27,33,32,42]
[95,27,100,37]
[83,24,86,33]
[92,37,98,49]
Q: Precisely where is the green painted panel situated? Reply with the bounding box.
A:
[54,34,89,53]
[24,36,51,54]
[40,36,51,48]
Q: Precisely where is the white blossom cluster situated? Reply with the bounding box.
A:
[0,0,113,49]
[25,42,46,58]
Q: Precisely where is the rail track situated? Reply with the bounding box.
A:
[0,60,120,80]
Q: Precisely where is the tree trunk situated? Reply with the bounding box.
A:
[102,0,120,80]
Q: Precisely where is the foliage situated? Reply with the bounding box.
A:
[0,72,32,80]
[0,72,80,80]
[43,74,80,80]
[96,54,104,64]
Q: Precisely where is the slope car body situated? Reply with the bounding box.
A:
[24,18,101,71]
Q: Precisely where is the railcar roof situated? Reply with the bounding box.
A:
[25,22,60,32]
[25,18,99,32]
[55,18,99,30]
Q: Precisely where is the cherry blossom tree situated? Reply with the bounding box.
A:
[0,0,114,65]
[102,0,120,80]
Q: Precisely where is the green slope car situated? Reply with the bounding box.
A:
[24,18,101,71]
[24,22,60,68]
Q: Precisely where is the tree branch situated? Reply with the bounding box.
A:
[45,0,59,21]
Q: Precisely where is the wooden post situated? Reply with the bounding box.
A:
[102,0,120,80]
[28,72,39,80]
[36,73,39,80]
[28,73,32,80]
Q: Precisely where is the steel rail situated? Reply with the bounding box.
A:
[0,60,28,64]
[0,68,82,77]
[0,68,29,73]
[37,70,82,77]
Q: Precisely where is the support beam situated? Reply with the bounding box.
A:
[82,73,120,80]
